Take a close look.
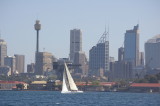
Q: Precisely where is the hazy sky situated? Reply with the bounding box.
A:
[0,0,160,71]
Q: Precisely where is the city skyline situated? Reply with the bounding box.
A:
[0,0,160,71]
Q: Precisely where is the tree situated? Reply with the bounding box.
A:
[92,81,99,86]
[148,76,158,83]
[16,83,24,90]
[156,73,160,80]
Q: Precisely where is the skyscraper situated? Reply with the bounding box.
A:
[27,63,35,73]
[70,29,82,62]
[139,52,144,66]
[73,51,88,77]
[145,34,160,70]
[14,54,25,73]
[4,56,16,75]
[124,24,139,66]
[89,28,109,76]
[69,29,88,77]
[0,39,7,66]
[118,47,124,61]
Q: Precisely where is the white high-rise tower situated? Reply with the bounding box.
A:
[70,29,82,62]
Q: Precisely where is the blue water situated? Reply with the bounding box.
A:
[0,91,159,106]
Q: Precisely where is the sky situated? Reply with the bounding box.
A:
[0,0,160,71]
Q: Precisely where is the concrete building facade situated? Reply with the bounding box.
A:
[109,61,133,81]
[0,66,11,76]
[4,56,16,75]
[145,34,160,69]
[70,29,82,62]
[27,63,35,73]
[73,51,88,77]
[0,39,7,66]
[69,29,88,78]
[14,54,25,74]
[139,52,144,66]
[35,52,53,75]
[118,47,124,61]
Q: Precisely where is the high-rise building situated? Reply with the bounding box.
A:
[4,56,16,75]
[118,47,124,61]
[35,52,53,75]
[70,29,82,62]
[145,34,160,70]
[0,66,11,76]
[27,63,35,73]
[89,29,109,76]
[73,51,88,77]
[139,52,144,66]
[14,54,25,73]
[109,61,133,81]
[109,57,115,63]
[69,29,88,77]
[0,39,7,66]
[124,24,139,66]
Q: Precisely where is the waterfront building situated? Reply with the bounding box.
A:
[4,56,16,75]
[124,24,139,66]
[35,52,53,75]
[29,81,47,90]
[130,83,160,93]
[14,54,25,74]
[0,81,28,90]
[0,39,7,66]
[69,29,82,62]
[145,34,160,70]
[89,28,109,76]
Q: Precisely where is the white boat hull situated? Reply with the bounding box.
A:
[61,91,83,94]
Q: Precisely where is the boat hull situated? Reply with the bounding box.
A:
[61,91,83,94]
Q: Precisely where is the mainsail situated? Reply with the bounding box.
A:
[61,63,83,93]
[64,63,78,91]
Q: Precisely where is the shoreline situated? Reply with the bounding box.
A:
[1,90,159,93]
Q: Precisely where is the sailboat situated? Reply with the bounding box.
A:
[61,63,83,93]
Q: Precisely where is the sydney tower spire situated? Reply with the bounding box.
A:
[34,20,41,53]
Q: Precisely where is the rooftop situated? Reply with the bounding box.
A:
[31,81,47,84]
[130,83,160,87]
[0,81,27,84]
[126,24,139,33]
[146,34,160,43]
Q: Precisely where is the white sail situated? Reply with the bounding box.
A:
[61,68,69,92]
[64,63,78,91]
[61,63,83,93]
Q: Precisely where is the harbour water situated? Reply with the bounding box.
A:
[0,91,160,106]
